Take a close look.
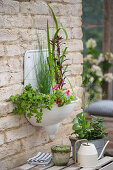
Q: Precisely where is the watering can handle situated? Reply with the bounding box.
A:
[74,139,88,165]
[98,140,109,160]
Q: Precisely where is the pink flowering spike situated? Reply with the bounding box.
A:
[53,84,57,90]
[66,90,70,96]
[56,98,61,104]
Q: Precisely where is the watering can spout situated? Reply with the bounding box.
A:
[98,140,109,160]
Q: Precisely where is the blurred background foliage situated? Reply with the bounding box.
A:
[82,0,104,55]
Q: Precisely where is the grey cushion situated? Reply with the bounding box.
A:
[84,100,113,117]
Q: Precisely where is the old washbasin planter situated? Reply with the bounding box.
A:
[24,50,79,139]
[26,99,78,139]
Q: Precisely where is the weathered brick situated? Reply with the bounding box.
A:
[0,58,8,72]
[74,98,82,111]
[6,124,36,142]
[34,15,55,29]
[0,45,5,56]
[0,72,9,87]
[63,75,82,89]
[66,4,82,17]
[66,52,83,64]
[67,40,83,52]
[59,17,82,28]
[71,27,83,39]
[21,128,49,150]
[0,84,23,101]
[7,57,23,72]
[19,29,37,42]
[75,86,83,98]
[74,75,82,86]
[20,1,49,15]
[49,3,67,16]
[68,64,83,75]
[0,102,13,116]
[30,2,49,15]
[4,15,33,28]
[63,0,82,3]
[72,52,83,64]
[6,45,22,56]
[0,133,4,146]
[0,15,4,27]
[0,115,20,131]
[0,29,18,42]
[0,0,19,14]
[9,71,23,85]
[0,141,21,160]
[0,148,43,170]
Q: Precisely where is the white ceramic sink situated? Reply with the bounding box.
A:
[26,99,78,139]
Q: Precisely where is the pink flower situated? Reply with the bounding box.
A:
[56,98,61,104]
[53,84,57,90]
[66,90,70,96]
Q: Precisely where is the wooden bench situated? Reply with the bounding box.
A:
[14,156,113,170]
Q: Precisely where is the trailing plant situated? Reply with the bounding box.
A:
[35,38,51,94]
[9,84,75,123]
[72,112,106,140]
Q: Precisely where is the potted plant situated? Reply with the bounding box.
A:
[51,145,71,166]
[9,5,78,139]
[69,112,106,160]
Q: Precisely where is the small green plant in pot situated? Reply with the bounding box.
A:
[51,145,71,166]
[69,112,106,160]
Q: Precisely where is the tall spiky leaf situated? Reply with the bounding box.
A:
[47,4,58,30]
[61,47,68,64]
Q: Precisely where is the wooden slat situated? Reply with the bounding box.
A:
[99,162,113,170]
[62,163,80,170]
[96,156,113,169]
[79,156,113,170]
[13,163,35,170]
[45,158,74,170]
[80,168,95,170]
[30,162,54,170]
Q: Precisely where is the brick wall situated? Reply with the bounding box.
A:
[0,0,83,169]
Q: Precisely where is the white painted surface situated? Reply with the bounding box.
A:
[24,50,48,89]
[78,143,98,168]
[26,99,78,139]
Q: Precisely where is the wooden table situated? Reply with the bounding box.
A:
[14,156,113,170]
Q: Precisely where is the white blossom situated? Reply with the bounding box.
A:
[104,73,113,82]
[105,52,113,62]
[93,59,98,65]
[96,70,103,78]
[92,65,101,72]
[84,54,93,61]
[90,77,94,83]
[86,38,97,49]
[98,53,104,63]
